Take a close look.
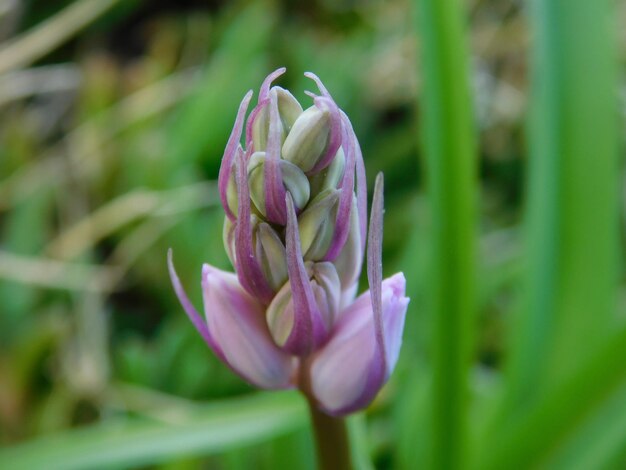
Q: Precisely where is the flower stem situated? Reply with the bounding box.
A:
[307,398,353,470]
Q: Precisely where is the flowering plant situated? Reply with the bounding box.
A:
[168,68,408,417]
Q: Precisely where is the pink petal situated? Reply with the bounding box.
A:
[309,273,409,415]
[167,249,224,361]
[201,263,295,389]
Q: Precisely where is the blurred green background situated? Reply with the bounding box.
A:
[0,0,624,468]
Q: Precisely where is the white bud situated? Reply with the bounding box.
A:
[252,87,303,151]
[247,151,310,218]
[282,105,330,173]
[309,147,345,197]
[297,189,340,261]
[255,222,288,291]
[332,196,362,289]
[266,262,341,347]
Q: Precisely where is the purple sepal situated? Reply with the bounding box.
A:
[245,67,286,151]
[201,263,295,389]
[323,114,356,261]
[368,172,387,373]
[167,249,225,361]
[233,148,275,304]
[304,71,331,98]
[307,95,343,176]
[283,193,328,356]
[260,67,287,101]
[354,124,368,254]
[308,273,409,416]
[218,90,253,221]
[309,174,409,416]
[263,89,288,224]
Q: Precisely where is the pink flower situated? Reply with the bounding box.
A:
[169,68,409,416]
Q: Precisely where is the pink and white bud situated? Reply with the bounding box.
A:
[247,151,310,218]
[250,87,303,152]
[168,251,294,389]
[200,263,295,389]
[266,261,341,349]
[171,69,408,417]
[309,273,409,415]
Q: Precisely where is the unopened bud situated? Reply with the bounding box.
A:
[225,169,239,216]
[332,196,362,289]
[255,222,288,291]
[297,189,340,260]
[252,87,303,151]
[266,262,341,347]
[223,217,236,267]
[308,147,345,197]
[282,105,330,173]
[247,152,310,219]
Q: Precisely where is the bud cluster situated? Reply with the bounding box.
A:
[219,69,366,348]
[169,69,408,416]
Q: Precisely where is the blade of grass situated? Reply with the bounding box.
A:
[542,379,626,470]
[0,0,123,75]
[0,392,307,469]
[414,0,477,468]
[502,0,619,415]
[478,325,626,469]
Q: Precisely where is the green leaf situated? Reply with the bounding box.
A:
[503,0,619,412]
[413,0,477,468]
[478,326,626,469]
[0,392,307,469]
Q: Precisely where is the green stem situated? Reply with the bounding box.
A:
[300,357,353,470]
[307,400,353,470]
[414,0,476,468]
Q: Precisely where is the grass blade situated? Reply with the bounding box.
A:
[414,0,477,468]
[478,326,626,469]
[0,392,306,469]
[503,0,619,414]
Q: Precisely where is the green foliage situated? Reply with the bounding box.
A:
[0,0,624,468]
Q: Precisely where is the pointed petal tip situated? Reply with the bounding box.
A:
[387,272,407,297]
[167,249,218,353]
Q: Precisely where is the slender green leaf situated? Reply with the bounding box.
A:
[542,379,626,470]
[414,0,477,468]
[0,392,307,469]
[478,326,626,469]
[504,0,619,412]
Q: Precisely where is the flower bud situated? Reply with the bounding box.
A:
[247,151,310,219]
[255,222,288,291]
[332,196,363,289]
[297,189,340,261]
[266,262,341,348]
[223,217,236,267]
[308,147,345,197]
[282,105,331,173]
[225,169,239,217]
[251,87,303,152]
[309,273,409,415]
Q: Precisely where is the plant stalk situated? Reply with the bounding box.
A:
[307,399,353,470]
